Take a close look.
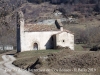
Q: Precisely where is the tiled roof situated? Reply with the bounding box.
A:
[24,24,60,32]
[53,29,74,35]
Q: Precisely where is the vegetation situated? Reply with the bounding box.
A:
[13,49,100,75]
[13,50,60,69]
[0,0,100,45]
[0,0,100,49]
[0,0,100,75]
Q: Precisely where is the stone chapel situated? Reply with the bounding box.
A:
[17,11,74,52]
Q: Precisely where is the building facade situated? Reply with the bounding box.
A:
[17,11,74,52]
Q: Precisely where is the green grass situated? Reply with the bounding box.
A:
[75,44,91,51]
[16,49,60,58]
[13,49,100,75]
[15,45,90,59]
[13,49,60,69]
[75,44,84,51]
[0,54,3,61]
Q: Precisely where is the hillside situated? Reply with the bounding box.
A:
[13,49,100,75]
[0,0,100,47]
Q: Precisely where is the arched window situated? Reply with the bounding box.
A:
[34,43,38,50]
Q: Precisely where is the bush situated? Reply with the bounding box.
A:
[90,45,100,51]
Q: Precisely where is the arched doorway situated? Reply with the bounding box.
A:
[33,43,38,50]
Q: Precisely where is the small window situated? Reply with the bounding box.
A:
[63,40,65,42]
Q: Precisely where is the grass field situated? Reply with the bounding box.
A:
[13,47,91,69]
[12,48,100,75]
[0,54,3,61]
[15,49,60,58]
[13,49,60,69]
[75,44,91,51]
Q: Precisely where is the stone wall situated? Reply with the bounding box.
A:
[20,31,74,52]
[20,31,60,52]
[0,45,14,50]
[56,32,74,50]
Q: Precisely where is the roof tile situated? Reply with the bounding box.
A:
[24,24,59,32]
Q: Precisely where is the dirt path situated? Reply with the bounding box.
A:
[0,55,34,75]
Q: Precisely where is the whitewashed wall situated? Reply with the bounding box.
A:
[21,31,60,52]
[56,32,74,50]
